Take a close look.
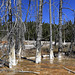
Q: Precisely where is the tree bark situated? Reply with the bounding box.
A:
[53,0,57,47]
[36,0,43,64]
[63,18,66,45]
[74,12,75,45]
[18,0,22,59]
[8,0,16,68]
[49,0,54,60]
[36,0,39,34]
[58,0,63,60]
[25,0,31,40]
[5,1,8,31]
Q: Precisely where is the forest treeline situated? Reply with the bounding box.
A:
[0,20,73,42]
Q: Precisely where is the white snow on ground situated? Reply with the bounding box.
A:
[25,45,35,49]
[0,41,71,49]
[24,41,71,49]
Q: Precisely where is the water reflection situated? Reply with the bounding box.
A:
[0,57,75,75]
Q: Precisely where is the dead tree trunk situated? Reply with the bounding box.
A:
[74,12,75,45]
[15,0,19,55]
[36,0,43,64]
[63,18,66,45]
[16,0,25,58]
[49,0,54,60]
[25,0,31,24]
[25,0,31,40]
[17,0,22,59]
[36,0,39,34]
[8,0,16,68]
[20,0,25,57]
[58,0,63,60]
[53,0,57,47]
[5,1,8,31]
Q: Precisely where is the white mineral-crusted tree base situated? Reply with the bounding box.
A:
[58,52,62,62]
[50,59,54,64]
[50,50,54,60]
[63,39,66,45]
[36,55,41,64]
[18,45,21,59]
[9,53,12,68]
[9,45,17,68]
[11,45,17,66]
[36,49,41,64]
[50,50,54,64]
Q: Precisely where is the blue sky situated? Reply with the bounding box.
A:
[0,0,75,25]
[20,0,75,25]
[42,0,75,24]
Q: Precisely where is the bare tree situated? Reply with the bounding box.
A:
[63,18,66,45]
[36,0,43,64]
[17,0,22,59]
[8,0,16,68]
[74,11,75,45]
[25,0,31,40]
[49,0,54,60]
[25,0,31,24]
[53,0,57,47]
[36,0,39,34]
[5,0,8,31]
[58,0,63,60]
[15,0,19,56]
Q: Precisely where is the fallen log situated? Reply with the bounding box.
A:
[0,69,40,74]
[63,66,75,74]
[15,70,40,74]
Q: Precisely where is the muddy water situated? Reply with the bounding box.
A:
[0,57,75,75]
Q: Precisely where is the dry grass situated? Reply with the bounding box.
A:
[0,41,8,44]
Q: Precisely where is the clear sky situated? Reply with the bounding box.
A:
[0,0,75,25]
[20,0,75,25]
[42,0,75,24]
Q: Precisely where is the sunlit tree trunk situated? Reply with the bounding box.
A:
[16,0,25,58]
[63,18,66,45]
[49,0,54,61]
[15,0,19,56]
[74,12,75,45]
[58,0,63,60]
[8,0,16,68]
[36,0,43,64]
[36,0,39,34]
[5,1,8,31]
[53,0,56,47]
[18,0,22,59]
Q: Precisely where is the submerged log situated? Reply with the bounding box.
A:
[63,66,75,74]
[0,69,40,74]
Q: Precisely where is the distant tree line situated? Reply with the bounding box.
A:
[25,20,73,42]
[0,20,73,42]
